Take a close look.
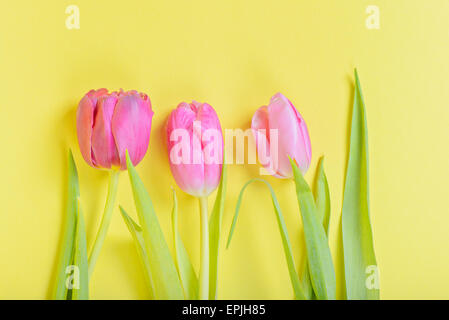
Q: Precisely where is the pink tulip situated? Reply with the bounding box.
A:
[166,101,223,197]
[76,88,153,170]
[76,88,153,277]
[252,92,311,178]
[166,101,223,300]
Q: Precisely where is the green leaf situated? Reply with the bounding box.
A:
[120,206,155,299]
[315,157,331,235]
[342,69,379,300]
[53,150,79,300]
[170,189,198,300]
[301,156,331,299]
[226,178,306,300]
[125,151,184,300]
[208,159,227,300]
[71,198,89,300]
[290,158,336,300]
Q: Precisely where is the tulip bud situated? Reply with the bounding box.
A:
[252,93,311,178]
[166,101,223,197]
[76,89,153,170]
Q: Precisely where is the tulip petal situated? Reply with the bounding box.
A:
[197,103,223,195]
[251,105,281,176]
[267,93,312,177]
[171,158,205,197]
[267,93,299,177]
[167,104,205,196]
[196,103,222,140]
[112,94,153,169]
[288,98,312,174]
[166,101,224,197]
[167,103,196,136]
[76,95,96,167]
[91,95,120,169]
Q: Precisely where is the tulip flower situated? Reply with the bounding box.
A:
[251,92,311,178]
[76,88,153,276]
[166,101,223,299]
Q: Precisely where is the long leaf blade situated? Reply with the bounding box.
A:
[301,156,331,299]
[120,206,155,299]
[53,150,79,300]
[226,178,306,300]
[315,157,331,235]
[208,160,227,300]
[342,69,379,300]
[71,198,89,300]
[126,152,184,300]
[290,158,336,300]
[171,189,198,300]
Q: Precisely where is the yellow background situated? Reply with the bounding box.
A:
[0,0,448,299]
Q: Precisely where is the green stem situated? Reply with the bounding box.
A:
[198,196,209,300]
[88,170,120,278]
